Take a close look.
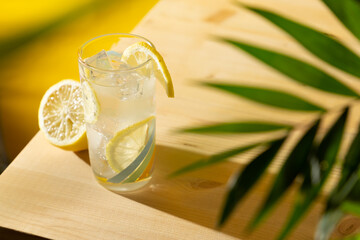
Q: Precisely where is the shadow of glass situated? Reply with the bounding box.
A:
[73,144,321,240]
[75,144,242,237]
[76,145,309,239]
[119,145,243,238]
[75,150,90,165]
[119,145,324,240]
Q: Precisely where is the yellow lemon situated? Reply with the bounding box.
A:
[106,116,155,173]
[121,41,174,97]
[38,79,87,151]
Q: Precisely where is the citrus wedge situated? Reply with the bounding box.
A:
[82,81,100,123]
[106,116,155,173]
[38,79,87,151]
[121,41,174,98]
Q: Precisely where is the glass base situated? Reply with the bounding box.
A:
[96,176,152,192]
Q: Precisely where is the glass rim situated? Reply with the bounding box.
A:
[78,33,154,73]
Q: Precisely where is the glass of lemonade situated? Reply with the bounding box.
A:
[78,33,157,192]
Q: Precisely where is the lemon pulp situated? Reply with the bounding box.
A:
[106,116,155,174]
[38,79,87,151]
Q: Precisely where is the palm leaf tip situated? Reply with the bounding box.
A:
[168,143,260,178]
[322,0,360,42]
[217,137,286,227]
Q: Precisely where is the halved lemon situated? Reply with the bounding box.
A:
[106,116,155,173]
[121,41,174,98]
[38,79,87,151]
[82,81,100,123]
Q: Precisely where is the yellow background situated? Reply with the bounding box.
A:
[0,0,158,160]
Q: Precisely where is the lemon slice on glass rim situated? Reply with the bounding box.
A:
[121,41,174,98]
[38,79,87,151]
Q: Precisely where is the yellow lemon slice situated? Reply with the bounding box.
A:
[106,116,155,173]
[82,81,100,123]
[38,79,87,151]
[121,41,174,98]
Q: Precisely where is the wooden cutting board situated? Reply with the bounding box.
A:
[0,0,359,239]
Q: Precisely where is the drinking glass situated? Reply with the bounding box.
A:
[78,33,156,192]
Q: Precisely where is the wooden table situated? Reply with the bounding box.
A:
[1,0,359,239]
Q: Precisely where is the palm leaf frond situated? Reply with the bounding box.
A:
[182,121,292,134]
[322,0,360,41]
[218,137,286,227]
[249,120,320,230]
[221,39,359,97]
[203,82,325,111]
[277,108,348,240]
[169,142,261,178]
[244,6,360,79]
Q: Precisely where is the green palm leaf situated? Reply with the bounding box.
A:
[203,82,325,112]
[322,0,360,41]
[317,163,360,239]
[326,124,360,210]
[277,108,348,240]
[244,6,360,79]
[182,1,360,238]
[169,142,261,178]
[341,201,360,216]
[218,137,286,227]
[222,39,359,97]
[314,127,360,240]
[248,120,320,230]
[341,233,360,240]
[182,121,292,134]
[347,180,360,202]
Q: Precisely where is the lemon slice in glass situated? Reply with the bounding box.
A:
[82,81,100,123]
[38,79,87,151]
[106,116,155,173]
[121,41,174,98]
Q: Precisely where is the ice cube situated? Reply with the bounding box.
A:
[85,50,115,70]
[107,50,122,61]
[87,126,118,177]
[107,50,130,70]
[84,50,143,90]
[85,50,119,85]
[112,71,143,99]
[86,126,108,153]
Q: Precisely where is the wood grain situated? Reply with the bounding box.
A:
[0,0,359,239]
[0,132,322,240]
[133,0,360,165]
[0,133,238,240]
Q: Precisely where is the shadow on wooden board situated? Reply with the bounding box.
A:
[0,227,49,240]
[76,145,358,239]
[119,145,324,240]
